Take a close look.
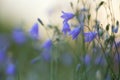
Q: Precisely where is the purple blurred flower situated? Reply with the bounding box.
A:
[112,25,119,33]
[62,21,71,34]
[41,39,52,61]
[0,48,6,63]
[41,50,51,61]
[95,56,106,66]
[69,27,81,39]
[12,28,26,44]
[5,63,15,75]
[84,32,97,42]
[115,41,120,48]
[114,53,120,63]
[61,11,74,22]
[114,27,118,33]
[42,39,52,50]
[30,23,39,40]
[84,54,91,65]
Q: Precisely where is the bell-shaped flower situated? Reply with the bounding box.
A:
[84,54,91,65]
[41,39,53,61]
[112,25,119,33]
[41,50,51,61]
[95,56,106,66]
[84,32,97,42]
[42,39,52,50]
[30,23,39,40]
[61,11,74,22]
[5,62,16,75]
[12,28,26,44]
[62,21,71,34]
[69,27,81,39]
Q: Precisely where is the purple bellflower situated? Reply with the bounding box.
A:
[112,21,119,33]
[41,50,51,61]
[115,41,120,48]
[61,11,74,22]
[69,27,81,39]
[12,28,26,44]
[114,53,120,63]
[84,54,91,65]
[5,62,15,75]
[95,56,106,66]
[31,39,52,63]
[84,32,97,42]
[112,25,119,33]
[62,21,71,34]
[41,39,52,61]
[61,11,74,34]
[42,39,52,50]
[30,23,39,40]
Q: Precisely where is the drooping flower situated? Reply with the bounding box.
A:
[112,25,119,33]
[41,39,53,61]
[41,50,51,61]
[112,21,119,33]
[84,54,91,65]
[62,21,71,34]
[30,23,39,40]
[69,27,81,39]
[115,41,120,48]
[12,28,26,44]
[5,62,15,75]
[61,11,74,22]
[95,56,106,66]
[84,32,97,42]
[114,53,120,63]
[42,39,52,50]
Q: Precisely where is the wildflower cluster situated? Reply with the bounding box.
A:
[1,0,120,80]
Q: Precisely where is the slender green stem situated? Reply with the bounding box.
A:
[97,39,116,79]
[50,48,54,80]
[54,60,57,80]
[50,58,54,80]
